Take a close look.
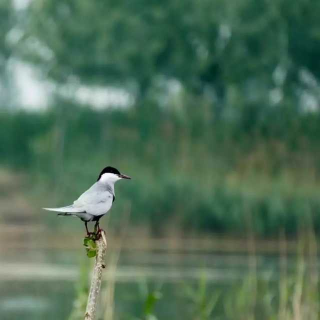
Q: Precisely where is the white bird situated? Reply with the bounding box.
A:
[43,166,131,234]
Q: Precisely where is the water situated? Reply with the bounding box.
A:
[0,280,74,320]
[0,246,301,320]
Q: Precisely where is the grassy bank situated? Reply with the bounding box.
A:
[1,105,320,236]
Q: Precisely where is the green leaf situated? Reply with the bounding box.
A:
[83,238,90,247]
[88,239,96,249]
[87,249,97,258]
[144,291,162,316]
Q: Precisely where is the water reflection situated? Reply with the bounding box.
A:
[0,246,290,320]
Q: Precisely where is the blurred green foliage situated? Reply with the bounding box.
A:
[68,263,90,320]
[217,240,320,320]
[183,273,219,320]
[1,0,320,236]
[1,104,320,236]
[21,0,320,107]
[0,0,15,107]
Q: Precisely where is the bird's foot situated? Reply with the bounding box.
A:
[85,232,96,240]
[85,230,102,241]
[95,228,102,240]
[93,223,102,239]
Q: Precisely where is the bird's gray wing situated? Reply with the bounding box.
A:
[73,182,113,215]
[44,182,113,216]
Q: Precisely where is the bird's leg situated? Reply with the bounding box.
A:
[85,222,90,236]
[94,221,97,233]
[94,221,102,237]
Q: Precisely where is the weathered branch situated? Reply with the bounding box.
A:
[85,231,108,320]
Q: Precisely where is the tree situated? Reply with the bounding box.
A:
[0,0,15,108]
[21,0,320,114]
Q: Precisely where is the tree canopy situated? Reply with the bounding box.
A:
[21,0,320,113]
[0,0,15,107]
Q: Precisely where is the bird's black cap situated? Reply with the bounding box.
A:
[97,166,120,181]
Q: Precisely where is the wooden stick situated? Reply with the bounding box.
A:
[85,230,108,320]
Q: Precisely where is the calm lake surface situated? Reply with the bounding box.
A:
[0,243,304,320]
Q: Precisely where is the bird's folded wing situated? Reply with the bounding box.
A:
[74,185,113,207]
[44,183,113,215]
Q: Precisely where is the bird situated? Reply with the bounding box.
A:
[43,166,131,235]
